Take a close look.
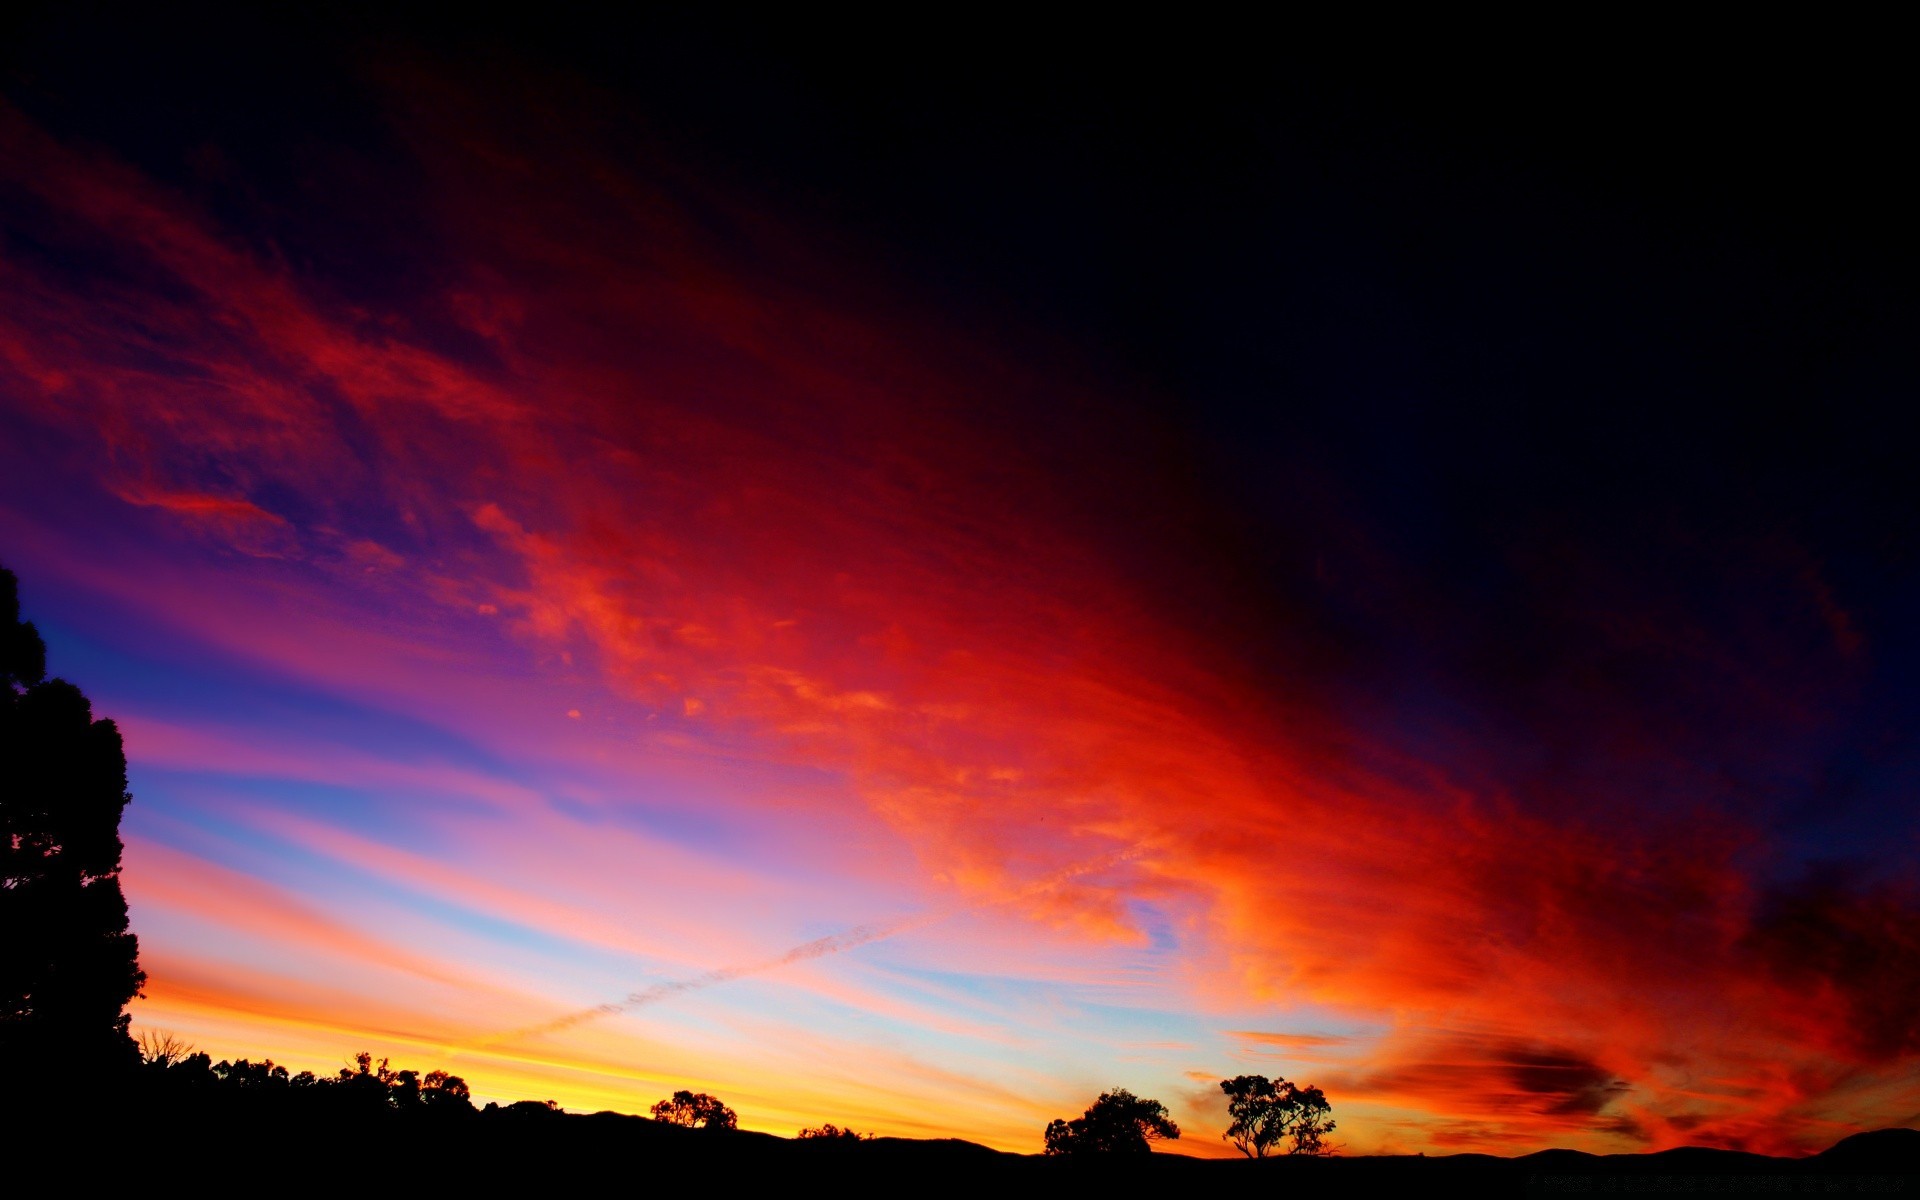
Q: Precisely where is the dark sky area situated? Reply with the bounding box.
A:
[28,8,1903,851]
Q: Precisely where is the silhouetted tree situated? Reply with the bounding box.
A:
[338,1051,399,1110]
[798,1122,869,1141]
[0,566,145,1086]
[650,1089,737,1130]
[1042,1088,1180,1156]
[1285,1083,1336,1155]
[160,1051,217,1090]
[137,1028,194,1069]
[421,1069,475,1113]
[1220,1074,1336,1157]
[390,1068,424,1107]
[214,1057,293,1089]
[318,1050,474,1113]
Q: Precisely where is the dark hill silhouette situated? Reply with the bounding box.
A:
[8,1073,1913,1194]
[1814,1127,1920,1168]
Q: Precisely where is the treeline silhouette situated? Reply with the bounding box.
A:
[133,1037,483,1115]
[38,1034,1920,1192]
[132,1036,894,1141]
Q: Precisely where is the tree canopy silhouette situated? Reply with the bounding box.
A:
[334,1051,475,1112]
[650,1090,737,1130]
[1220,1074,1336,1157]
[135,1039,477,1115]
[0,565,145,1086]
[1043,1088,1180,1156]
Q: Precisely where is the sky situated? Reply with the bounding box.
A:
[3,11,1918,1156]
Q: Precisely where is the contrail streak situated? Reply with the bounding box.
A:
[454,844,1146,1054]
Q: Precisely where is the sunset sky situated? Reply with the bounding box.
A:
[3,13,1916,1156]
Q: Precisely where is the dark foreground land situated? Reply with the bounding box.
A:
[9,1097,1916,1196]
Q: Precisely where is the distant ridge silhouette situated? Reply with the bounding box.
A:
[9,1084,1913,1194]
[1813,1127,1920,1167]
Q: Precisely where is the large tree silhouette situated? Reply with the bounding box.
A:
[1220,1074,1336,1157]
[0,566,145,1086]
[1043,1088,1180,1156]
[650,1089,737,1130]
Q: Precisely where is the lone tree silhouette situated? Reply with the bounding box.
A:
[0,566,145,1087]
[1043,1088,1180,1156]
[1220,1074,1336,1157]
[650,1089,737,1130]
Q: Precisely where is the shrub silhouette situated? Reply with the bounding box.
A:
[0,565,145,1088]
[1220,1074,1336,1156]
[1043,1088,1180,1156]
[798,1122,869,1141]
[651,1089,737,1130]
